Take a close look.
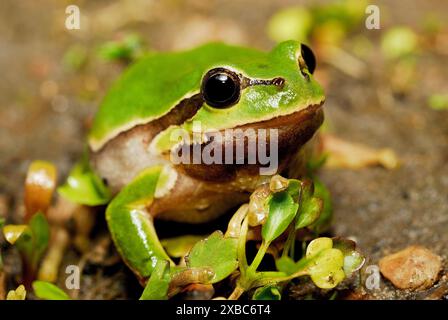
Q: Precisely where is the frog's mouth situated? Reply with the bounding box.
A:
[235,101,324,132]
[175,102,324,182]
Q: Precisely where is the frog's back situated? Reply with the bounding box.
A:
[88,43,266,151]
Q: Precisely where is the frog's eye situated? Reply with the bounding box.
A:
[300,44,316,74]
[201,68,240,109]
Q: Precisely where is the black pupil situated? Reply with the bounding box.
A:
[203,72,239,108]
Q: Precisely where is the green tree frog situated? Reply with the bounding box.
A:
[61,40,325,282]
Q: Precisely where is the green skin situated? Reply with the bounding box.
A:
[70,41,325,282]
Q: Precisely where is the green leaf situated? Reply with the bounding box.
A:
[306,237,333,256]
[275,256,297,275]
[305,238,345,289]
[161,235,204,258]
[307,248,345,289]
[262,192,298,243]
[309,179,333,233]
[332,237,365,276]
[295,197,322,229]
[140,260,171,300]
[33,281,70,300]
[58,157,111,206]
[186,231,238,283]
[294,179,321,231]
[14,213,50,268]
[29,212,50,265]
[285,179,301,200]
[252,285,282,300]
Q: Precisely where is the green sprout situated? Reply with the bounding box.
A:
[3,213,50,283]
[2,161,55,287]
[98,33,148,63]
[58,150,111,206]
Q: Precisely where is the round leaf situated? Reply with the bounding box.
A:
[306,237,333,257]
[161,235,205,258]
[186,231,238,283]
[307,248,345,289]
[332,237,365,275]
[262,192,298,243]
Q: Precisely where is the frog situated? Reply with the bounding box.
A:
[61,40,325,283]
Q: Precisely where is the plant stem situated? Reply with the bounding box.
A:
[237,218,249,277]
[282,226,295,258]
[252,270,308,288]
[247,240,270,274]
[228,285,245,300]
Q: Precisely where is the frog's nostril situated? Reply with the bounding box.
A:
[272,77,285,87]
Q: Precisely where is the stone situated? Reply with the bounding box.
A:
[379,245,443,290]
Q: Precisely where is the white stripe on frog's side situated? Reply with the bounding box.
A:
[148,97,325,156]
[88,89,201,152]
[154,165,178,199]
[89,64,298,153]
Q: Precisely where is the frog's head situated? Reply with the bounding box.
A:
[89,41,324,185]
[185,40,324,131]
[150,40,325,178]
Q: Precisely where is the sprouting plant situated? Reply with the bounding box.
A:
[58,151,111,206]
[2,161,54,287]
[141,175,364,300]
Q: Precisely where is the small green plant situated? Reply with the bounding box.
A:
[141,175,364,300]
[2,161,54,287]
[98,33,147,63]
[58,151,111,206]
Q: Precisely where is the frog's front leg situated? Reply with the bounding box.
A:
[106,165,174,281]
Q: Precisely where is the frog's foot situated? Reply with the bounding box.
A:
[106,165,174,282]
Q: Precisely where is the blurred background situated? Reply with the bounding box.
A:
[0,0,447,299]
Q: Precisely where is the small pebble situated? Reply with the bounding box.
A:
[379,245,443,290]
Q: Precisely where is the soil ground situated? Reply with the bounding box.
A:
[0,0,447,299]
